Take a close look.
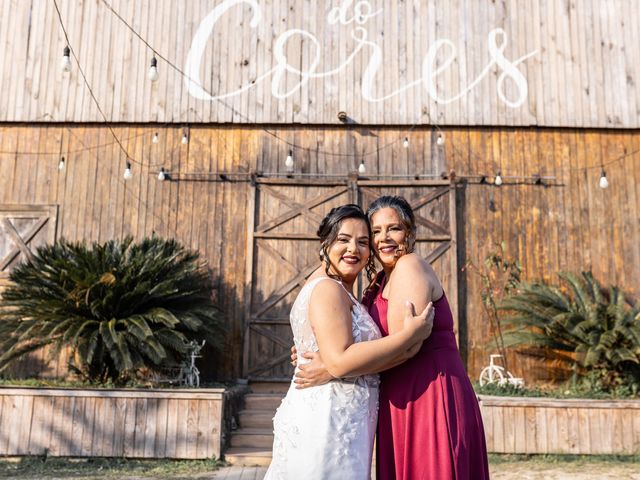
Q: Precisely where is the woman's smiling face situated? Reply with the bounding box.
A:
[371,207,409,269]
[325,218,371,283]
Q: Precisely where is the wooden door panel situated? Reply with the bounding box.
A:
[245,182,351,379]
[244,180,457,379]
[0,205,58,282]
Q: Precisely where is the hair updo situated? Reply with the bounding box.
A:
[366,195,417,254]
[317,204,377,284]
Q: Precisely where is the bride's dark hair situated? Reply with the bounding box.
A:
[317,204,377,285]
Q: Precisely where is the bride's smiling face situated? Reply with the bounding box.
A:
[325,218,371,283]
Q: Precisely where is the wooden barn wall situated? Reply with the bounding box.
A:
[0,125,638,381]
[1,0,640,127]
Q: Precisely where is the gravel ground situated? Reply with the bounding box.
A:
[490,460,640,479]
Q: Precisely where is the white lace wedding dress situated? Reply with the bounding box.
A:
[264,277,381,480]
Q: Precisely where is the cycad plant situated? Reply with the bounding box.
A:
[500,271,640,392]
[0,236,223,385]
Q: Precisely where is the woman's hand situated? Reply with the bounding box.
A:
[403,300,434,341]
[290,345,298,367]
[293,351,334,389]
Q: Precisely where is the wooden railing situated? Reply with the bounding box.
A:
[0,387,224,459]
[479,395,640,455]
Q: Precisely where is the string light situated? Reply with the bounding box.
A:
[61,46,71,73]
[38,2,636,191]
[599,169,609,189]
[157,167,166,181]
[152,132,159,144]
[58,156,65,171]
[285,149,294,170]
[123,162,133,180]
[148,56,159,82]
[181,131,189,145]
[358,160,366,174]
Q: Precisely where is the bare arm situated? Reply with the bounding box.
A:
[294,335,424,389]
[308,280,432,379]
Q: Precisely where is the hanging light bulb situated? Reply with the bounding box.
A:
[148,56,159,82]
[599,169,609,189]
[152,132,159,144]
[123,162,133,180]
[358,160,366,174]
[157,167,166,181]
[403,137,409,148]
[494,171,503,186]
[285,149,294,169]
[61,46,72,73]
[436,133,445,146]
[58,156,65,171]
[181,131,189,144]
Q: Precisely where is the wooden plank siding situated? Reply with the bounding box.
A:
[0,387,224,459]
[0,125,638,382]
[1,0,639,127]
[478,395,640,454]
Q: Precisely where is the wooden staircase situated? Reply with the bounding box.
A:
[224,382,288,467]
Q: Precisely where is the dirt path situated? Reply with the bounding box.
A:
[490,461,640,479]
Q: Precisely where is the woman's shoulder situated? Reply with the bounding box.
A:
[393,252,427,273]
[307,276,352,307]
[390,254,443,298]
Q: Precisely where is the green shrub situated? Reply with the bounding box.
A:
[0,236,224,385]
[500,271,640,394]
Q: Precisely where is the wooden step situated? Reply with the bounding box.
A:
[230,428,274,448]
[244,393,285,411]
[250,381,290,394]
[224,447,272,467]
[238,410,274,429]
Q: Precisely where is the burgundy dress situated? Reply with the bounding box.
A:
[363,273,490,480]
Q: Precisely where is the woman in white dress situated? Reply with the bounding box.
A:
[265,205,433,480]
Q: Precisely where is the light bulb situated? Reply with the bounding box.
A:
[152,132,159,144]
[61,46,71,73]
[599,170,609,189]
[181,132,189,144]
[148,56,159,82]
[494,172,503,186]
[358,161,366,174]
[58,157,65,171]
[124,162,133,180]
[285,150,294,169]
[157,168,166,181]
[403,137,409,148]
[436,133,445,146]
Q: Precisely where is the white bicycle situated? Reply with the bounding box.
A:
[478,354,524,388]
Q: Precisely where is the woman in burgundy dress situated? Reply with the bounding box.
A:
[295,196,489,480]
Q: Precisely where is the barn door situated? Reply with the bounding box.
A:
[0,205,58,283]
[357,180,459,336]
[243,179,355,380]
[243,179,457,380]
